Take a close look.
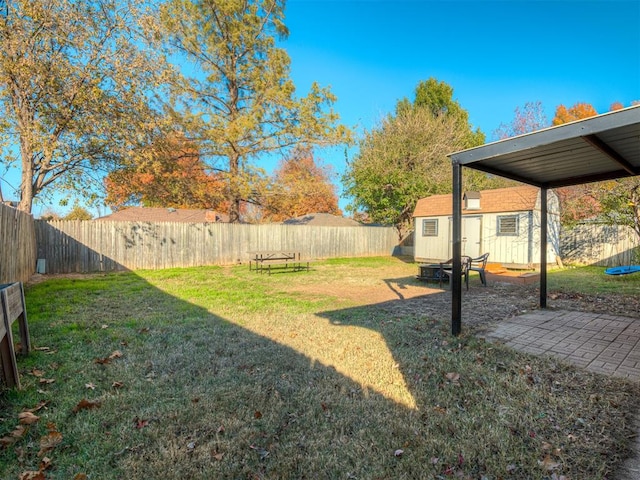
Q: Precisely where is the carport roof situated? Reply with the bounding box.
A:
[449,105,640,188]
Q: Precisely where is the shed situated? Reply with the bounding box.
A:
[412,185,560,268]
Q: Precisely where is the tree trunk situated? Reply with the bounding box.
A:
[228,152,241,223]
[18,135,34,213]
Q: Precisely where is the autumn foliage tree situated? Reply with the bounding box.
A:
[104,134,228,210]
[261,147,340,222]
[0,0,168,213]
[160,0,349,223]
[552,102,598,125]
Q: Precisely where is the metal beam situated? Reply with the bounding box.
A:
[451,163,462,336]
[540,187,548,309]
[581,134,639,176]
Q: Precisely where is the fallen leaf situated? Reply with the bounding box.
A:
[254,411,262,419]
[38,430,63,456]
[538,455,561,471]
[1,425,26,448]
[445,372,460,383]
[73,474,88,480]
[139,327,150,333]
[85,382,96,390]
[30,369,44,377]
[216,425,225,434]
[39,456,52,470]
[430,457,439,465]
[112,381,124,389]
[211,451,224,461]
[33,346,50,352]
[39,378,55,385]
[26,401,49,413]
[109,350,123,359]
[191,397,200,403]
[19,471,45,480]
[321,402,328,411]
[18,412,40,425]
[101,324,109,329]
[72,399,101,413]
[394,449,404,457]
[134,418,148,429]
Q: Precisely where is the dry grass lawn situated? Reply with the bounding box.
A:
[1,257,639,479]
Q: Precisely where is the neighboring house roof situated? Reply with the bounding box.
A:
[282,212,361,226]
[96,207,229,223]
[413,185,540,217]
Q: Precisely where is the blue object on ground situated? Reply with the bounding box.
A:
[605,265,640,275]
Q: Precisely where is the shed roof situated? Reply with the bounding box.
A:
[96,207,228,223]
[413,185,539,217]
[449,105,640,188]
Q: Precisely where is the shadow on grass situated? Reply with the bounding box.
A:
[1,271,442,480]
[2,268,638,480]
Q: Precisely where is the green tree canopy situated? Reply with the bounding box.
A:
[64,205,93,220]
[160,0,350,223]
[343,78,502,238]
[0,0,170,213]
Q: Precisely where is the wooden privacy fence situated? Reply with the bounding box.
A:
[35,220,399,273]
[561,224,639,267]
[0,203,37,284]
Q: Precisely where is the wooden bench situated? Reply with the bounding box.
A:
[0,282,30,389]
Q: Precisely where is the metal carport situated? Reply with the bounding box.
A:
[447,105,640,336]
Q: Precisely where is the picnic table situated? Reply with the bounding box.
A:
[248,251,310,275]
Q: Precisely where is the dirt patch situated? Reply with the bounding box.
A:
[291,264,639,330]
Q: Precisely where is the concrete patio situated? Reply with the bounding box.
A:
[483,309,640,479]
[483,309,640,380]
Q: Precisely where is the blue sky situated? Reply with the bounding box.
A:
[280,0,640,209]
[15,0,640,217]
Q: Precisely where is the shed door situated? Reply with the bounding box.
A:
[448,216,482,258]
[462,216,482,258]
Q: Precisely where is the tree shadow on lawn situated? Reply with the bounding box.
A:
[4,271,638,480]
[2,272,458,480]
[317,277,640,479]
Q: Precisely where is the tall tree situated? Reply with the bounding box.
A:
[0,0,169,213]
[261,146,340,222]
[552,102,598,125]
[396,77,485,148]
[493,101,548,140]
[344,79,506,238]
[160,0,350,223]
[104,134,228,210]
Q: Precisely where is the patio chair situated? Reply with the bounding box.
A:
[470,253,490,286]
[439,256,471,290]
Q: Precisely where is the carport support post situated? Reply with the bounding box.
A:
[540,187,548,308]
[451,163,462,336]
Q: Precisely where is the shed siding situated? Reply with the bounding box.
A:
[415,209,559,266]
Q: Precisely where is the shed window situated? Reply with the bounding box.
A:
[422,219,438,237]
[497,215,519,236]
